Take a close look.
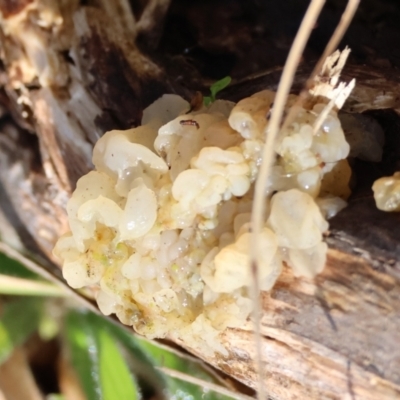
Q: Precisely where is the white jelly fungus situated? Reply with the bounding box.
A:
[54,79,353,354]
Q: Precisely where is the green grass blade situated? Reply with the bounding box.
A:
[0,298,43,364]
[65,312,246,399]
[101,320,243,399]
[134,337,217,383]
[83,312,163,397]
[166,377,235,400]
[64,310,102,400]
[134,337,249,399]
[64,310,141,400]
[0,251,39,280]
[160,370,253,400]
[97,326,140,400]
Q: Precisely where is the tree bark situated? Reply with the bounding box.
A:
[1,1,400,399]
[174,249,400,399]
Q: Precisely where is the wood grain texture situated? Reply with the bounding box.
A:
[175,250,400,399]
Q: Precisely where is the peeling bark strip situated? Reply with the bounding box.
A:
[0,1,400,399]
[72,7,173,131]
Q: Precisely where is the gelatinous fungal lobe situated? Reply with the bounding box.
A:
[54,48,355,356]
[373,172,400,212]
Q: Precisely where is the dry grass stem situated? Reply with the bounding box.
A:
[249,1,326,398]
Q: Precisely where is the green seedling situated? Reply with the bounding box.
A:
[203,76,232,106]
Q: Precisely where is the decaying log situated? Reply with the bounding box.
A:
[174,250,400,399]
[1,1,400,399]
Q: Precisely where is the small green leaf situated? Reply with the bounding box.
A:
[64,310,141,400]
[204,76,232,105]
[203,96,212,106]
[0,298,43,364]
[210,76,232,99]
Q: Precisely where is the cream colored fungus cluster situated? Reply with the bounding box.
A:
[54,89,351,355]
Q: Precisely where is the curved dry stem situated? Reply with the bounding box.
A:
[249,1,326,399]
[250,1,360,398]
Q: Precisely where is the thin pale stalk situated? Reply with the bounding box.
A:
[0,241,100,316]
[250,1,326,399]
[0,274,66,297]
[312,85,345,134]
